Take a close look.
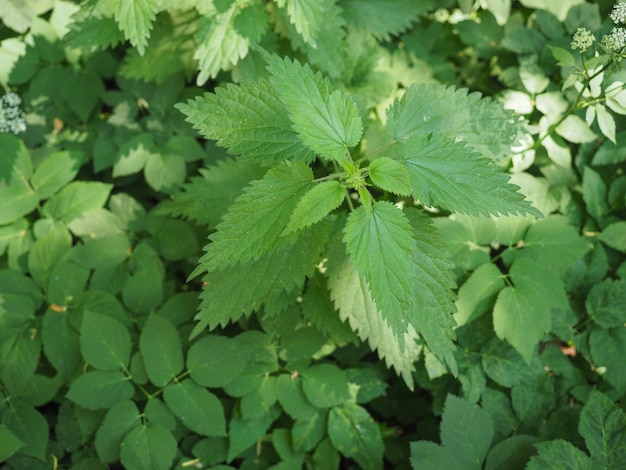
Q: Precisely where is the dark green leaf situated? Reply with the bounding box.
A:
[120,423,177,470]
[187,335,250,388]
[42,309,81,379]
[163,379,226,436]
[586,279,626,328]
[227,410,277,462]
[0,423,24,462]
[0,401,48,461]
[526,440,591,470]
[139,313,184,386]
[95,401,142,463]
[410,441,462,469]
[80,310,131,370]
[484,435,538,470]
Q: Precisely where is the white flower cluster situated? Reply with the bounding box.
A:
[571,27,596,52]
[0,92,26,135]
[605,2,626,51]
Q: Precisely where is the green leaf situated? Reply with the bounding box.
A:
[327,245,422,389]
[398,133,541,217]
[0,184,39,226]
[579,390,626,469]
[113,133,157,178]
[227,411,277,462]
[526,440,592,470]
[28,225,72,287]
[582,166,609,224]
[80,310,131,370]
[454,263,505,327]
[511,376,555,432]
[112,0,157,55]
[599,221,626,252]
[42,310,81,379]
[30,151,84,200]
[276,374,317,420]
[144,153,185,193]
[589,328,626,392]
[440,395,494,468]
[387,83,523,161]
[410,441,462,469]
[343,202,417,339]
[193,216,334,332]
[293,410,327,452]
[41,181,113,223]
[518,216,592,266]
[284,181,345,234]
[484,435,539,470]
[139,313,184,386]
[301,364,351,409]
[120,423,177,470]
[121,266,163,314]
[0,133,31,185]
[0,401,48,461]
[276,0,332,46]
[187,335,250,388]
[547,45,576,67]
[586,279,626,328]
[261,50,363,166]
[328,403,384,470]
[66,370,134,410]
[480,338,543,388]
[493,258,569,362]
[177,79,315,165]
[194,3,259,85]
[342,0,429,40]
[368,156,412,196]
[595,104,616,143]
[0,424,24,462]
[193,161,313,274]
[163,379,226,436]
[556,115,597,143]
[95,401,142,463]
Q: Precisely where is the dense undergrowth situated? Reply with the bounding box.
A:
[0,0,625,469]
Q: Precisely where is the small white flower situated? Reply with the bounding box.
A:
[571,27,596,52]
[0,92,26,135]
[610,1,626,25]
[602,27,626,51]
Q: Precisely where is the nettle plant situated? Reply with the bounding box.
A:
[177,46,542,386]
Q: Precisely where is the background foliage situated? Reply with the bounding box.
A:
[1,0,625,469]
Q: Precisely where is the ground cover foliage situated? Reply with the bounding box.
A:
[0,0,625,468]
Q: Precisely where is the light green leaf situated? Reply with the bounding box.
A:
[599,221,626,252]
[41,181,113,223]
[144,153,185,193]
[595,104,616,143]
[284,181,345,234]
[277,0,331,46]
[519,215,592,267]
[526,440,592,470]
[327,253,421,389]
[163,379,226,436]
[30,151,84,200]
[80,311,131,370]
[341,0,429,40]
[387,83,523,161]
[441,395,494,468]
[0,423,24,462]
[301,364,351,409]
[177,80,314,166]
[112,0,157,55]
[0,133,31,184]
[194,3,257,85]
[399,133,541,217]
[454,263,505,327]
[113,133,156,178]
[493,258,569,362]
[193,162,313,275]
[343,202,416,342]
[368,156,412,196]
[193,218,333,332]
[261,50,363,166]
[139,313,184,386]
[547,45,576,67]
[66,370,134,410]
[556,115,597,143]
[328,403,384,470]
[187,335,249,388]
[95,401,142,463]
[120,423,177,470]
[579,391,626,469]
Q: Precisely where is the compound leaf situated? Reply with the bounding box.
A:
[398,133,541,217]
[493,258,569,363]
[261,50,363,166]
[176,80,315,165]
[163,379,226,437]
[192,161,313,275]
[139,313,184,387]
[119,423,177,470]
[328,403,384,470]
